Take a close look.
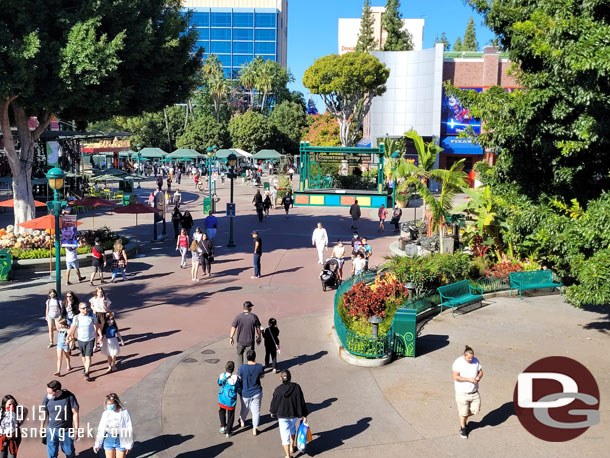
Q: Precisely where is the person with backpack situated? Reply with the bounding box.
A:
[171,207,182,240]
[89,237,106,286]
[45,289,63,349]
[68,303,101,381]
[263,318,280,373]
[218,361,241,439]
[200,232,214,278]
[180,210,194,238]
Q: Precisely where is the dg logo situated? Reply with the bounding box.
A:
[513,356,600,441]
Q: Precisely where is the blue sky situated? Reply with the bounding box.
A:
[287,0,495,110]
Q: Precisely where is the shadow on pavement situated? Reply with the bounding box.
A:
[122,329,181,345]
[262,266,303,277]
[280,351,328,370]
[307,397,338,414]
[468,401,515,431]
[131,433,196,458]
[581,305,610,334]
[117,350,183,370]
[307,417,372,455]
[174,441,232,457]
[416,334,450,357]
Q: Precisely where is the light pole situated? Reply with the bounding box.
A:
[206,145,217,200]
[227,153,237,248]
[46,167,66,296]
[391,150,400,208]
[136,144,142,189]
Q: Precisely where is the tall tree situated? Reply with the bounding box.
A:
[0,0,201,231]
[454,0,610,201]
[453,36,463,52]
[228,111,273,152]
[355,0,378,53]
[436,32,451,51]
[176,114,228,152]
[269,101,307,155]
[239,59,259,110]
[382,0,413,51]
[462,17,479,51]
[303,53,389,146]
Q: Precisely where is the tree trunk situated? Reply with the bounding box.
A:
[338,118,352,147]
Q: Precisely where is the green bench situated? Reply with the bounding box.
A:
[509,270,562,300]
[438,280,484,317]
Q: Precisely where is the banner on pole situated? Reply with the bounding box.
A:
[60,215,78,247]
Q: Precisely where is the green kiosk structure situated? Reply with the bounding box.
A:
[295,142,387,208]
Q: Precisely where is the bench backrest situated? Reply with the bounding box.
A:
[510,270,553,284]
[438,280,472,298]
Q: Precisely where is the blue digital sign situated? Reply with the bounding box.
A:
[441,88,482,136]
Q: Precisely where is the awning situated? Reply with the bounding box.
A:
[357,138,372,148]
[253,149,283,160]
[138,147,167,159]
[440,137,484,155]
[168,148,202,159]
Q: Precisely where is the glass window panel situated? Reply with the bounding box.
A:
[232,68,241,79]
[195,40,208,52]
[233,13,253,28]
[255,42,275,54]
[223,67,232,78]
[210,41,231,54]
[255,29,275,41]
[255,13,276,28]
[211,28,231,40]
[233,55,254,67]
[192,12,210,28]
[233,42,253,54]
[233,29,253,41]
[211,12,231,27]
[197,28,209,40]
[217,54,232,67]
[256,55,276,62]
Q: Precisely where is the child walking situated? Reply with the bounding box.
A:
[100,312,124,373]
[45,289,63,348]
[263,318,280,373]
[55,318,72,376]
[218,361,241,439]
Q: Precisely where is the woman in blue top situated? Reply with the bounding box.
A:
[237,349,264,436]
[101,313,125,374]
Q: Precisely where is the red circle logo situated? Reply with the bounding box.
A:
[513,356,600,441]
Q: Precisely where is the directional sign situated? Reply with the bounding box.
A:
[226,203,236,217]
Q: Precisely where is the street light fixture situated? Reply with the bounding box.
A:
[46,167,66,296]
[368,315,383,338]
[136,144,142,189]
[226,153,237,248]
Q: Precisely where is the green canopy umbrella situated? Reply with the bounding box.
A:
[139,147,167,159]
[168,148,201,160]
[90,174,125,183]
[215,149,239,159]
[253,149,283,160]
[119,150,135,158]
[95,167,129,177]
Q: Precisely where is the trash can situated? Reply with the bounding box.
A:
[392,308,417,357]
[122,194,132,206]
[263,182,270,191]
[203,197,213,215]
[0,249,13,281]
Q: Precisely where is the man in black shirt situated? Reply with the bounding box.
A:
[40,380,79,458]
[251,231,262,279]
[229,301,262,367]
[350,200,361,229]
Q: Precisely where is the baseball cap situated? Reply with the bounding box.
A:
[251,230,258,235]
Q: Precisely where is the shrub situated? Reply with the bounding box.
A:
[566,249,610,307]
[485,260,524,280]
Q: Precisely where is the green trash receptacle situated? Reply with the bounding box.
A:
[122,194,131,206]
[263,182,270,191]
[203,197,212,215]
[0,249,13,281]
[393,308,417,357]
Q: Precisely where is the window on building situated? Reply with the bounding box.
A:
[211,12,231,27]
[195,40,208,52]
[232,68,241,79]
[223,67,232,78]
[192,12,210,28]
[233,29,253,41]
[233,13,253,28]
[210,41,231,54]
[255,42,275,54]
[216,54,232,68]
[211,28,231,40]
[197,28,210,40]
[255,13,276,28]
[256,55,276,62]
[255,29,276,41]
[233,55,254,67]
[233,42,253,54]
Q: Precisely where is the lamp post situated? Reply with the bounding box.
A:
[206,145,217,200]
[136,144,142,189]
[46,167,66,296]
[226,153,237,248]
[391,150,400,208]
[368,315,383,338]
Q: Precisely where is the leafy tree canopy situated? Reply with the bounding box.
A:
[436,32,451,51]
[176,114,228,152]
[382,0,413,51]
[302,113,342,147]
[303,53,389,146]
[453,36,463,51]
[355,0,378,53]
[228,111,273,153]
[268,101,307,155]
[462,17,479,51]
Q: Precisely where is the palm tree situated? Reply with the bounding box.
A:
[239,60,259,109]
[405,129,442,185]
[255,60,275,112]
[208,72,230,121]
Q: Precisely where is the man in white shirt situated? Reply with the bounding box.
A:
[173,189,182,208]
[452,345,483,439]
[311,222,328,264]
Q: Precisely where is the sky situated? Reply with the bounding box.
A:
[286,0,495,111]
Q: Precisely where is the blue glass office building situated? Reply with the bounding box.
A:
[183,1,288,78]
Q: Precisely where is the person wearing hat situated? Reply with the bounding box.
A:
[251,231,262,279]
[229,301,262,367]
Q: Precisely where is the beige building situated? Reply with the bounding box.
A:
[182,0,288,74]
[338,6,424,54]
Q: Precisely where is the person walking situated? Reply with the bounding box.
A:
[173,188,182,208]
[93,393,133,457]
[378,204,388,232]
[229,301,262,367]
[89,286,112,332]
[452,345,483,439]
[352,252,367,275]
[218,361,241,439]
[166,175,172,192]
[350,200,361,229]
[271,182,278,209]
[311,222,328,265]
[0,395,26,458]
[156,176,163,191]
[89,237,106,286]
[110,241,128,283]
[288,167,295,181]
[100,313,124,374]
[263,318,280,373]
[54,319,72,377]
[63,292,79,353]
[204,211,218,242]
[200,232,214,278]
[269,370,308,458]
[171,207,182,240]
[191,228,203,282]
[41,380,79,458]
[350,232,362,261]
[282,193,292,217]
[251,231,262,279]
[180,210,194,238]
[45,289,63,348]
[237,350,264,436]
[177,168,182,184]
[330,240,346,282]
[176,228,189,269]
[390,204,402,231]
[263,192,272,217]
[69,303,101,381]
[64,245,85,286]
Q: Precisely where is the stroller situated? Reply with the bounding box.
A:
[320,258,341,291]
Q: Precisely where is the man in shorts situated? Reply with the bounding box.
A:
[68,303,101,381]
[229,301,262,367]
[65,245,85,286]
[452,345,483,439]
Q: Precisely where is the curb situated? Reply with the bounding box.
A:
[331,324,392,367]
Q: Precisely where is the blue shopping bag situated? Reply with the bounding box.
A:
[296,420,310,452]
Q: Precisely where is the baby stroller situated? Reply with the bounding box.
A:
[320,257,341,291]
